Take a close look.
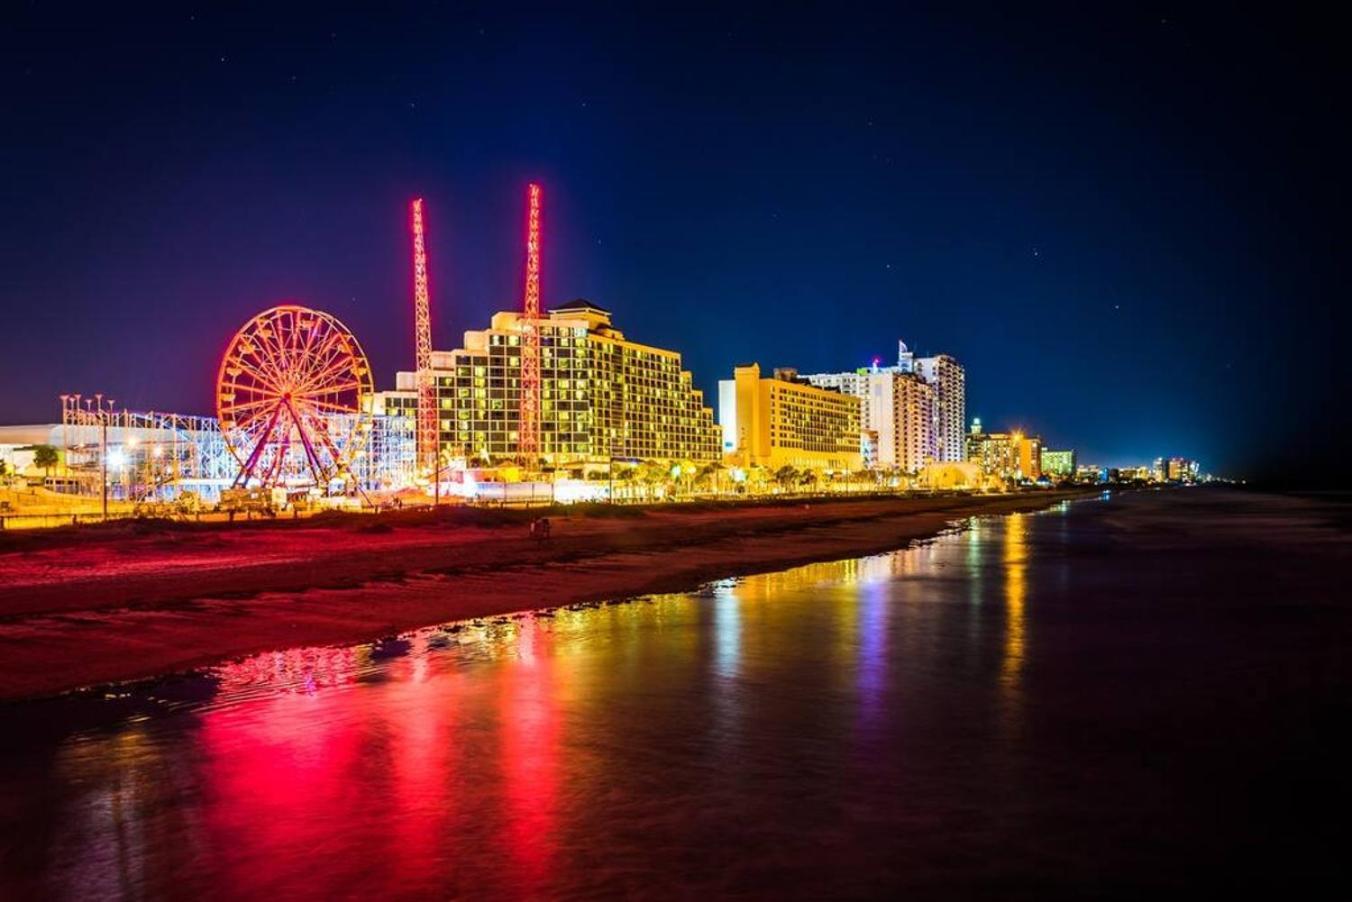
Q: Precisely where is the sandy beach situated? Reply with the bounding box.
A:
[0,491,1093,699]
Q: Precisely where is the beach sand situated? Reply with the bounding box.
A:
[0,492,1092,699]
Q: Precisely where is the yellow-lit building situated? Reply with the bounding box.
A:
[965,419,1042,481]
[1040,448,1076,478]
[718,364,862,472]
[400,300,720,466]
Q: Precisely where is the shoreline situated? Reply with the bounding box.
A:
[0,491,1097,700]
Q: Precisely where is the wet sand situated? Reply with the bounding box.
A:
[0,492,1092,699]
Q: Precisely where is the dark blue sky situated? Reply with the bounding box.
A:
[2,5,1346,480]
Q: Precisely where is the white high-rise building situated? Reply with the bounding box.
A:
[802,364,934,472]
[908,346,965,463]
[804,337,965,467]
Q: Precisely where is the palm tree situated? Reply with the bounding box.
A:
[695,461,726,496]
[32,445,58,483]
[798,469,819,493]
[637,460,670,501]
[774,465,798,494]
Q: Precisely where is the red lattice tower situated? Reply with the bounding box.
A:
[409,198,438,474]
[518,183,543,461]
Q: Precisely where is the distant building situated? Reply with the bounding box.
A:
[1040,448,1076,478]
[802,366,934,472]
[1165,457,1199,483]
[908,348,965,463]
[965,419,1041,481]
[1076,464,1108,483]
[719,363,862,473]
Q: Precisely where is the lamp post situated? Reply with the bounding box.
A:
[91,396,120,520]
[433,449,441,509]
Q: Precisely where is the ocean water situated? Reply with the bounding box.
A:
[0,488,1348,899]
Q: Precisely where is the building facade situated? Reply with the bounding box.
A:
[911,352,966,463]
[803,368,934,473]
[1165,457,1199,482]
[965,419,1042,481]
[402,300,720,466]
[1040,448,1077,478]
[719,364,862,472]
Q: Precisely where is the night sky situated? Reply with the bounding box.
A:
[2,6,1346,482]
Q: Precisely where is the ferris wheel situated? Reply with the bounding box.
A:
[216,305,374,489]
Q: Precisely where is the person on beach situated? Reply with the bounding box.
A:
[531,517,552,542]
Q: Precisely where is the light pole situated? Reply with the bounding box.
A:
[94,395,117,520]
[433,449,441,509]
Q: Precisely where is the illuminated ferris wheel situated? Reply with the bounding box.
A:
[216,305,374,489]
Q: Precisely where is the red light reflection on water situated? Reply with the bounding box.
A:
[185,623,566,897]
[497,618,561,892]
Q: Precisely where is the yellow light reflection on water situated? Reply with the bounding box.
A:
[1001,512,1028,690]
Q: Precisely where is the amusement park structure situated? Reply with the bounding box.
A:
[216,305,374,490]
[519,182,543,462]
[45,183,557,512]
[409,198,438,475]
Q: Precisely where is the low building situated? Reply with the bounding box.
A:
[719,364,862,473]
[1040,448,1076,478]
[965,419,1042,481]
[917,460,992,491]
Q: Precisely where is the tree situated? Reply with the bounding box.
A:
[637,460,670,500]
[611,462,637,502]
[774,465,798,493]
[695,461,725,496]
[799,469,819,492]
[32,445,58,481]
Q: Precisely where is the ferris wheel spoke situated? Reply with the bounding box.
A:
[293,379,364,401]
[293,360,360,401]
[291,329,349,392]
[220,394,283,416]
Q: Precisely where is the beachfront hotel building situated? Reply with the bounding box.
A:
[803,368,934,473]
[965,419,1042,481]
[718,364,862,472]
[907,348,966,463]
[1040,448,1076,478]
[398,300,720,466]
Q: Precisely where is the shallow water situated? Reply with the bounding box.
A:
[1,489,1349,898]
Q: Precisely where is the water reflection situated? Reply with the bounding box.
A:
[1002,512,1029,690]
[3,503,1087,898]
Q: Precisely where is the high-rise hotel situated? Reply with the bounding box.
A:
[398,300,721,466]
[903,344,966,463]
[803,338,965,472]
